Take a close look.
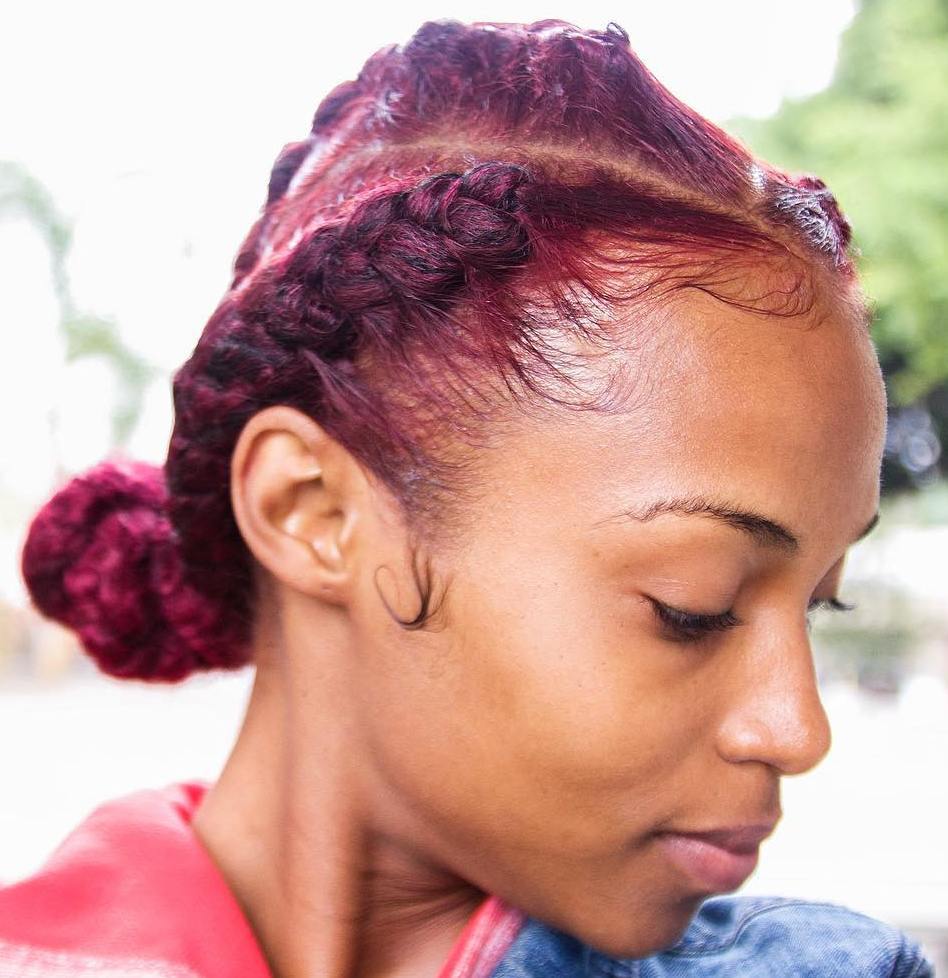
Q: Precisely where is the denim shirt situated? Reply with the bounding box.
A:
[491,895,936,977]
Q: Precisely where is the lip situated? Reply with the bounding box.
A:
[655,823,776,892]
[673,823,778,853]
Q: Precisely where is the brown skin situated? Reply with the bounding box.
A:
[192,276,887,978]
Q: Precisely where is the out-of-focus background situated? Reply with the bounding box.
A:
[2,0,945,969]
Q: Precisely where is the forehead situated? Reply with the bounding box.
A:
[653,290,878,507]
[477,284,886,553]
[637,284,882,417]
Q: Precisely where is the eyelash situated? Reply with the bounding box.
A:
[647,596,856,644]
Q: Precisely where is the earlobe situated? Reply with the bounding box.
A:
[229,406,361,605]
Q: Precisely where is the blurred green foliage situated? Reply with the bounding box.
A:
[0,162,155,449]
[732,0,948,412]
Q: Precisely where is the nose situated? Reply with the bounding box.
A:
[715,624,832,776]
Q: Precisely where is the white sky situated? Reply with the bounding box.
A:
[0,0,857,602]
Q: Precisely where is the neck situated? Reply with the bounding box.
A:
[191,609,485,978]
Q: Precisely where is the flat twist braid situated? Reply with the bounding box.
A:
[247,162,533,361]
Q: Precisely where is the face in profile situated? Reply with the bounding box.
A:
[328,275,887,959]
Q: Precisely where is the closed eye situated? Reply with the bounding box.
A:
[647,595,857,644]
[806,595,857,631]
[645,597,742,644]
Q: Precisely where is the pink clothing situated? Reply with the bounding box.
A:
[0,781,525,977]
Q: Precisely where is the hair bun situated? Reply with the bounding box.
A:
[20,458,239,682]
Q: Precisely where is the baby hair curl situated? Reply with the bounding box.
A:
[20,19,860,682]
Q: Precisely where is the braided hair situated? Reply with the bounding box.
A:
[20,19,861,683]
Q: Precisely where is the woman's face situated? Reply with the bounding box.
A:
[344,282,887,958]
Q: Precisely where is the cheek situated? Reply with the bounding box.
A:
[349,546,731,952]
[355,556,709,857]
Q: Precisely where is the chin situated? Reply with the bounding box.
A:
[571,894,703,960]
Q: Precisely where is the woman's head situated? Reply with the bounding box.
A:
[20,18,886,956]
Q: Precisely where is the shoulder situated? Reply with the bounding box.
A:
[492,895,935,978]
[0,780,270,978]
[626,895,935,977]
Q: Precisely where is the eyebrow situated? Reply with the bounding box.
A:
[596,494,880,553]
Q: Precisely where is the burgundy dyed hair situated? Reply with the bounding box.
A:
[20,19,862,683]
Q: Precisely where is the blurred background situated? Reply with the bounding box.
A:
[1,0,945,969]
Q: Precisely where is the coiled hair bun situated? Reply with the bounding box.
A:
[20,459,246,682]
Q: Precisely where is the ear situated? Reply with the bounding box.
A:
[229,405,368,605]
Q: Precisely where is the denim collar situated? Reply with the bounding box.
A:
[489,895,934,977]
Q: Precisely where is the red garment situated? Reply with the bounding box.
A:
[0,781,525,978]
